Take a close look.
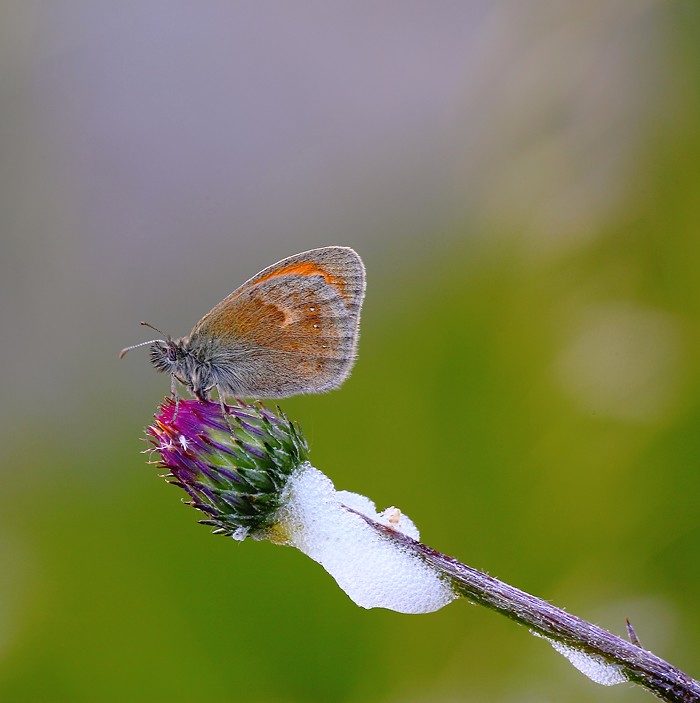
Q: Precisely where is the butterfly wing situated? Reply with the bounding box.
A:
[190,246,366,398]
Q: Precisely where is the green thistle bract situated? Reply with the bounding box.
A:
[147,398,308,537]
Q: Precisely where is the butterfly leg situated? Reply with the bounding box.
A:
[171,375,181,420]
[215,384,235,433]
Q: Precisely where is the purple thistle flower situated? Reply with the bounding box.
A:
[147,398,308,537]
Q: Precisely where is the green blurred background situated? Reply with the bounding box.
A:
[1,3,699,702]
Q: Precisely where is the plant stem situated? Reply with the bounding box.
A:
[349,509,700,703]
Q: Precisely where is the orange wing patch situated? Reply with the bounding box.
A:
[254,262,348,301]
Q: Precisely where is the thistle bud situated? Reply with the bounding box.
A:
[147,398,308,540]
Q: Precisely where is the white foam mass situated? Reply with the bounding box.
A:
[273,463,455,614]
[537,634,627,686]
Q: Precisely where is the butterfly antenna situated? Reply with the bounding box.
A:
[119,338,163,359]
[140,321,166,335]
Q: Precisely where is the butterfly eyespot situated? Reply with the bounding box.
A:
[309,306,316,311]
[313,324,319,329]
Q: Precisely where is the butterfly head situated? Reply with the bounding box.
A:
[149,338,185,374]
[150,337,216,401]
[121,322,217,400]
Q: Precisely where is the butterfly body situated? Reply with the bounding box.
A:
[129,246,365,400]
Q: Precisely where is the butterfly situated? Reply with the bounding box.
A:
[120,246,365,401]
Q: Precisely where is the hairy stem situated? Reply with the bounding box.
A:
[350,509,700,703]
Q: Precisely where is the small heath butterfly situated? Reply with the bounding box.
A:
[121,246,365,400]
